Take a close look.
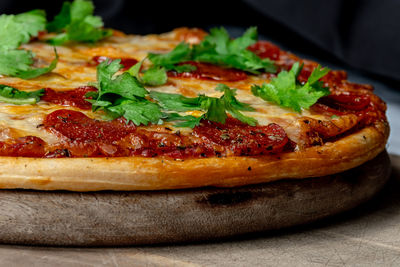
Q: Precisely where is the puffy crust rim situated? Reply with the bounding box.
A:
[0,121,389,191]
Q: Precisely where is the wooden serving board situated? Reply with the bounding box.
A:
[0,151,391,246]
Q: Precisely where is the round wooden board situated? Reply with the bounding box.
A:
[0,151,391,246]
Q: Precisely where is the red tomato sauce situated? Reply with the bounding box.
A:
[39,110,291,158]
[168,61,248,82]
[42,86,97,110]
[248,41,281,60]
[0,136,46,157]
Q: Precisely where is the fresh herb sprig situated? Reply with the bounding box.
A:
[192,27,276,74]
[127,60,168,86]
[147,27,277,77]
[47,0,112,45]
[87,59,257,127]
[86,59,163,126]
[151,84,257,126]
[251,62,330,112]
[0,85,44,105]
[0,10,58,79]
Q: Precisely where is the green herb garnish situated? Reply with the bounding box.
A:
[147,26,277,78]
[251,62,330,112]
[151,84,257,126]
[192,27,276,74]
[0,10,58,79]
[0,85,44,105]
[127,60,168,86]
[47,0,112,45]
[86,59,163,126]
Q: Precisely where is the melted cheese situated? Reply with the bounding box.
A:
[0,28,334,147]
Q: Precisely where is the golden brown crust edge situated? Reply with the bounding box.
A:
[0,121,389,191]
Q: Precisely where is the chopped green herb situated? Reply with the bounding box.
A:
[251,62,330,112]
[15,48,59,79]
[146,27,276,82]
[0,85,44,105]
[151,83,257,126]
[0,10,46,50]
[148,42,192,72]
[87,59,163,126]
[192,27,276,74]
[127,61,167,86]
[47,0,112,45]
[0,10,58,79]
[165,113,203,128]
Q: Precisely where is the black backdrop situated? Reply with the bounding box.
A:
[1,0,400,83]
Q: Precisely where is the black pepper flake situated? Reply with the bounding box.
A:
[220,133,230,140]
[247,166,252,171]
[165,127,172,131]
[36,124,44,128]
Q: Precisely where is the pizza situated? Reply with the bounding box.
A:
[0,2,389,191]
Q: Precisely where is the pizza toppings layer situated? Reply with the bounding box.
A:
[0,1,387,160]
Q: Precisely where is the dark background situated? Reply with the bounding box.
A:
[1,0,400,85]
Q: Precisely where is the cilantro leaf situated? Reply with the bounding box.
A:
[192,27,276,74]
[251,62,330,112]
[201,97,227,123]
[88,59,163,126]
[148,42,192,71]
[165,113,203,128]
[47,0,112,45]
[151,84,257,126]
[150,91,202,112]
[146,27,276,76]
[97,59,147,99]
[0,10,46,50]
[107,99,163,126]
[128,61,168,86]
[46,2,71,32]
[0,10,58,79]
[0,49,34,76]
[216,84,257,126]
[0,85,44,105]
[0,47,58,79]
[15,49,59,79]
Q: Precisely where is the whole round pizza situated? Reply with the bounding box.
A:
[0,1,389,191]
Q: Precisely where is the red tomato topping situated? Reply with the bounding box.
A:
[193,118,289,156]
[44,109,136,144]
[247,41,281,60]
[320,92,371,111]
[42,110,292,158]
[0,136,46,157]
[42,86,97,110]
[91,56,138,70]
[168,61,248,82]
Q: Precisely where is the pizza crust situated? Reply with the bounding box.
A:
[0,121,388,191]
